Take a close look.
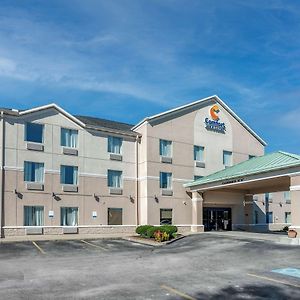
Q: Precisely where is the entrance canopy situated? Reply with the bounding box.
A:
[184,151,300,194]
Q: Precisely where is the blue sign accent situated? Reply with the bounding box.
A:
[205,118,226,134]
[272,268,300,279]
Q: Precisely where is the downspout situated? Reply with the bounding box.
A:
[0,112,5,238]
[135,135,140,226]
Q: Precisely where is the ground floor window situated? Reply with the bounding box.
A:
[285,212,291,223]
[254,210,259,224]
[24,206,44,226]
[61,207,78,226]
[160,208,172,225]
[266,211,273,224]
[108,208,123,225]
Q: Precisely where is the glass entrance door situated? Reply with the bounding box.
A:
[203,208,232,231]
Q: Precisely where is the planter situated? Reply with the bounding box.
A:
[288,229,297,238]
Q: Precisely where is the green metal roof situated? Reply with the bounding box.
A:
[185,151,300,188]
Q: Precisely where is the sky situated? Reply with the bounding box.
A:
[0,0,299,153]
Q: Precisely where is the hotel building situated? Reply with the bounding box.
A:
[0,95,294,237]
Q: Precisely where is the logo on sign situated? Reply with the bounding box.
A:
[205,104,226,134]
[210,104,220,121]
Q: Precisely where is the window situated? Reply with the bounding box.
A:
[108,208,123,225]
[249,155,256,160]
[284,191,290,200]
[160,172,172,189]
[265,193,273,203]
[61,165,78,185]
[159,139,172,157]
[223,151,232,167]
[61,207,78,226]
[194,146,204,162]
[160,209,172,225]
[108,136,122,154]
[61,128,78,148]
[285,212,291,223]
[24,206,44,226]
[108,170,122,188]
[194,175,203,181]
[25,123,44,143]
[254,210,259,224]
[266,212,273,224]
[24,161,44,183]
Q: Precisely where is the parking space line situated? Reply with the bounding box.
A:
[161,284,196,300]
[80,240,108,251]
[32,241,46,255]
[247,273,300,288]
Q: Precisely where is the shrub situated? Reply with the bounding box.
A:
[136,225,154,236]
[159,225,178,236]
[283,226,289,232]
[146,226,160,238]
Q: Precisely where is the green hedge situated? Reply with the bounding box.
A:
[135,225,178,239]
[136,225,153,236]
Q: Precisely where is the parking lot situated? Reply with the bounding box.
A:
[0,233,300,299]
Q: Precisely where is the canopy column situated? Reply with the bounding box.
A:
[290,175,300,234]
[244,194,254,226]
[191,191,204,232]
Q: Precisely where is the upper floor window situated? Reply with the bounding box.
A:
[25,123,44,143]
[223,151,232,168]
[284,191,290,201]
[160,139,172,157]
[108,170,123,188]
[108,136,123,154]
[265,192,273,203]
[61,165,78,185]
[194,146,204,162]
[61,128,78,148]
[24,161,44,183]
[160,172,172,189]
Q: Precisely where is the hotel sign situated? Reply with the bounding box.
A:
[205,104,226,134]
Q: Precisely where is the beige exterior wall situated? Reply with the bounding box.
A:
[136,99,266,226]
[1,98,292,237]
[2,109,137,233]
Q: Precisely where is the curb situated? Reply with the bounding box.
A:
[123,235,186,247]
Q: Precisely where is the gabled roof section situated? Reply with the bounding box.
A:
[184,151,300,188]
[2,103,139,137]
[76,115,135,134]
[19,103,86,127]
[132,95,267,146]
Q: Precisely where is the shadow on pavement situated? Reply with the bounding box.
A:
[170,284,300,300]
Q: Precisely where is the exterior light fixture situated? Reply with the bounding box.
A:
[154,195,159,203]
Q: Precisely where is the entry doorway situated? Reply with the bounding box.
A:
[203,207,232,231]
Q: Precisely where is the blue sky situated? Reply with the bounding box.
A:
[0,0,299,153]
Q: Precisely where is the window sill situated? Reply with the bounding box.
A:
[109,187,123,195]
[26,142,44,152]
[161,156,172,164]
[26,182,44,191]
[195,161,205,168]
[109,153,123,161]
[62,185,78,192]
[62,147,78,156]
[161,189,173,196]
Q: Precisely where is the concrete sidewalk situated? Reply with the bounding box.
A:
[205,230,287,242]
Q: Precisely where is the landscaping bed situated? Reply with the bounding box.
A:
[124,225,185,246]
